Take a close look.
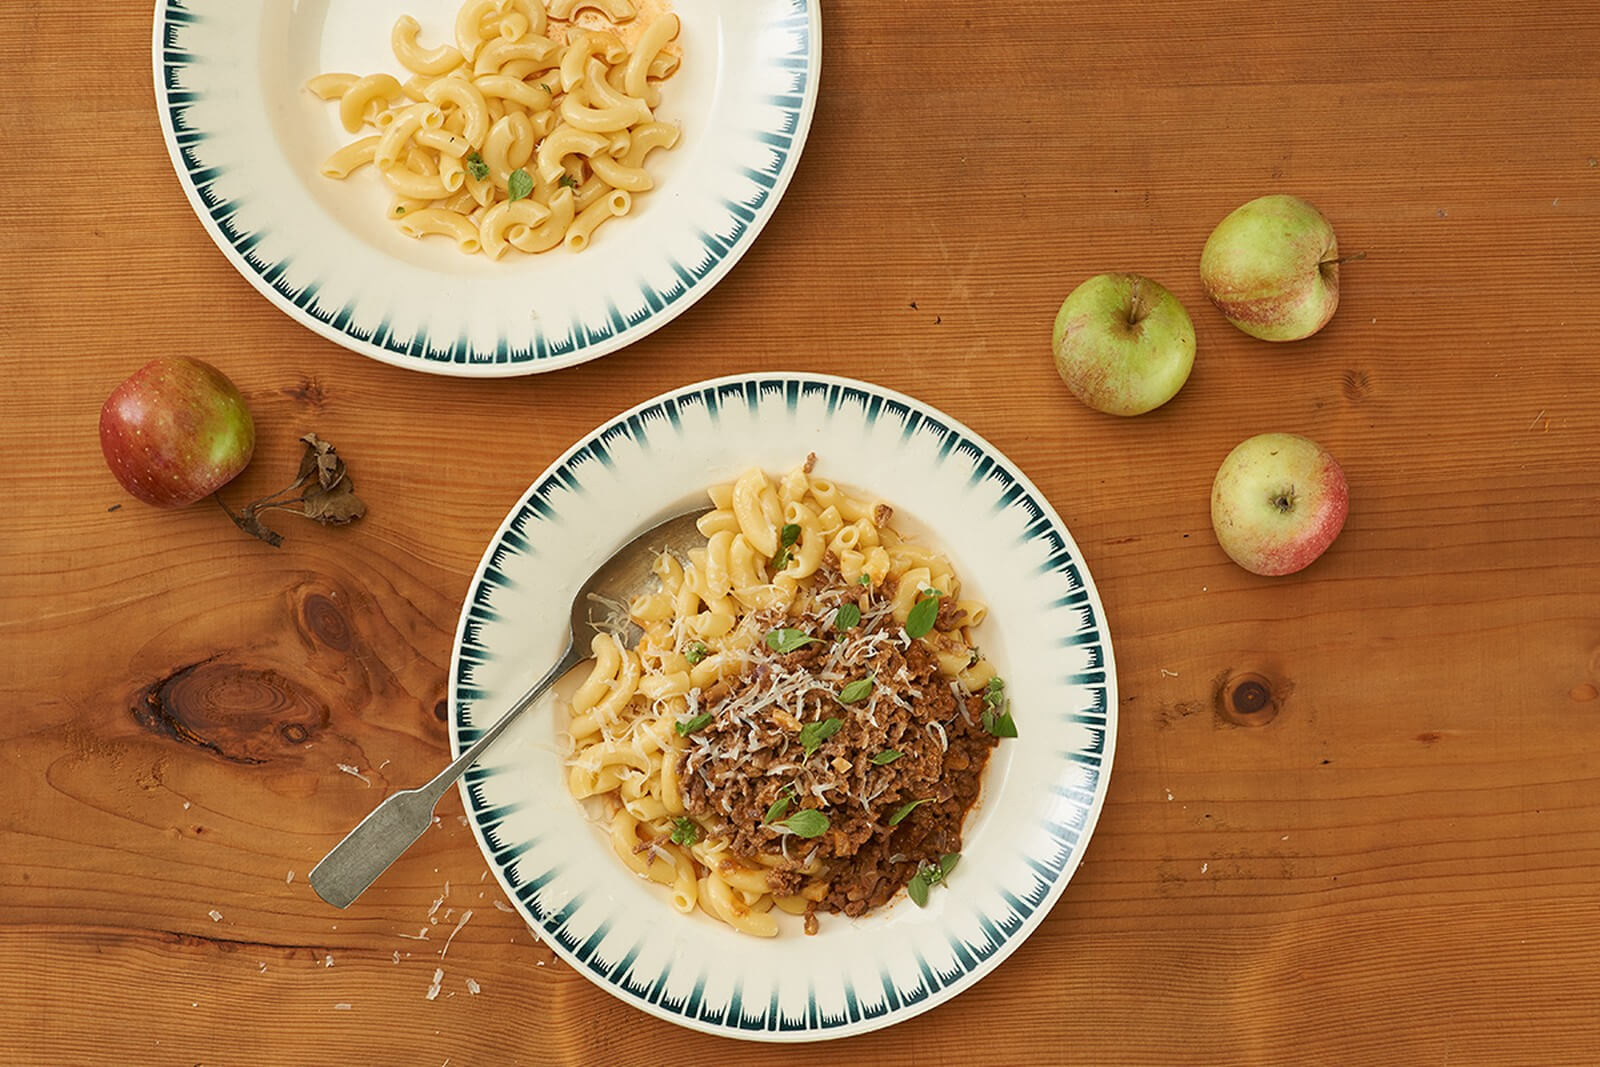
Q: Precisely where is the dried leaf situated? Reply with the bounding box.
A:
[216,432,367,545]
[300,433,345,490]
[301,475,367,524]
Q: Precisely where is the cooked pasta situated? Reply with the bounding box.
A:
[565,456,1016,937]
[309,0,682,258]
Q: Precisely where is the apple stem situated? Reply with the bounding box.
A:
[1126,277,1146,326]
[215,492,285,548]
[1321,251,1367,267]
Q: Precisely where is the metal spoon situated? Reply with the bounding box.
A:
[309,505,709,909]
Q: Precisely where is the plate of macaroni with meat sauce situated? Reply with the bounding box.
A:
[566,460,1013,937]
[448,374,1116,1040]
[152,0,819,375]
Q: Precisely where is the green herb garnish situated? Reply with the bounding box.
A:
[904,589,943,639]
[799,717,843,759]
[508,168,534,201]
[834,602,861,631]
[858,574,871,586]
[870,749,903,766]
[394,205,407,215]
[763,785,797,824]
[774,809,829,838]
[685,641,709,665]
[766,627,818,654]
[837,674,874,704]
[670,817,700,846]
[888,798,929,827]
[906,852,960,907]
[769,522,802,571]
[980,675,1018,738]
[465,150,489,181]
[675,712,713,736]
[556,173,579,190]
[539,82,553,93]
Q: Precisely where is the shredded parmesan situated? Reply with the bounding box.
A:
[336,763,371,785]
[439,909,473,959]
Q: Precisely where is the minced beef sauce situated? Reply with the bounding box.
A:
[679,577,998,928]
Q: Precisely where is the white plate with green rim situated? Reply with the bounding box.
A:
[448,373,1117,1040]
[153,0,820,376]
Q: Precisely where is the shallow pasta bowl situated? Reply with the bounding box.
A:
[449,373,1118,1040]
[151,0,820,376]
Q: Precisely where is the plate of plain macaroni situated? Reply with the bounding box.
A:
[449,373,1117,1040]
[152,0,819,375]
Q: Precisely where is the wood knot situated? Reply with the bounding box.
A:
[1571,683,1598,703]
[301,593,352,651]
[282,376,328,410]
[1217,671,1281,727]
[1341,369,1371,401]
[131,657,330,763]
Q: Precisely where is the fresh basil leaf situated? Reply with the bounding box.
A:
[685,641,708,665]
[776,809,830,838]
[939,852,961,879]
[987,704,1019,738]
[770,547,791,571]
[904,591,942,639]
[670,817,700,846]
[907,872,930,907]
[763,793,791,824]
[507,168,534,201]
[888,798,929,827]
[779,523,801,547]
[766,628,818,654]
[837,675,874,704]
[800,717,843,759]
[834,603,861,631]
[675,712,713,736]
[984,676,1006,710]
[869,749,902,766]
[465,151,489,181]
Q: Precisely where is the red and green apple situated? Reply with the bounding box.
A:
[1051,273,1196,416]
[100,356,256,507]
[1211,432,1348,576]
[1200,194,1341,342]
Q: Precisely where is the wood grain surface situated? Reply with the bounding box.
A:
[4,1,1599,1064]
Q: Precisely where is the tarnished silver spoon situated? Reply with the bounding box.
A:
[309,505,708,908]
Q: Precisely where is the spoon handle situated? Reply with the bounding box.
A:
[309,639,581,909]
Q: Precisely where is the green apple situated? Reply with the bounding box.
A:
[1211,432,1349,576]
[1200,194,1341,341]
[1051,273,1196,416]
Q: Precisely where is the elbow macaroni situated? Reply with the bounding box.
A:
[309,0,682,258]
[564,457,998,938]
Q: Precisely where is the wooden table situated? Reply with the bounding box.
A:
[5,2,1598,1063]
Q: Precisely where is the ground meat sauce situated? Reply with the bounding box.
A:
[679,572,999,928]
